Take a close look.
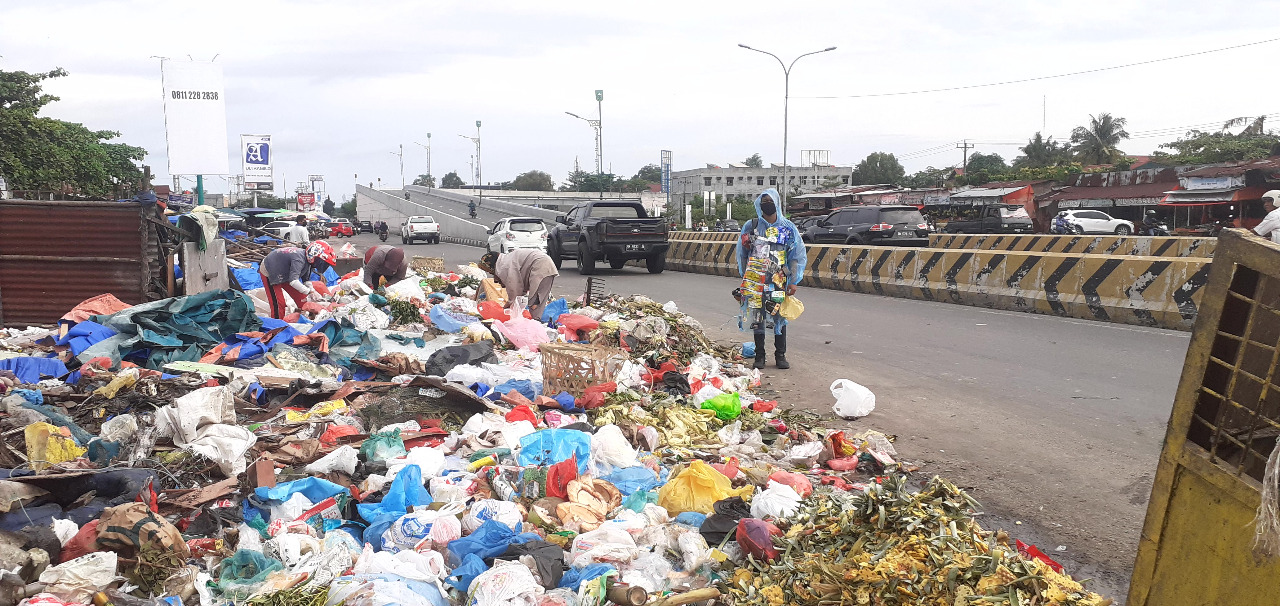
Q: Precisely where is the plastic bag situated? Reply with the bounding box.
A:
[494,318,551,351]
[360,429,407,462]
[214,550,284,603]
[750,481,802,519]
[768,470,813,498]
[541,298,569,324]
[24,422,87,472]
[305,445,359,475]
[382,503,463,553]
[429,304,471,333]
[831,379,875,419]
[569,525,638,569]
[677,531,713,572]
[446,519,537,567]
[657,460,751,515]
[37,551,117,602]
[735,518,782,562]
[778,295,804,320]
[589,424,639,470]
[518,429,591,474]
[467,560,544,606]
[99,414,138,443]
[462,499,525,533]
[357,464,432,523]
[699,392,742,421]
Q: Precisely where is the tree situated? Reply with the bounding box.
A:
[560,169,617,192]
[850,152,905,185]
[1013,132,1072,169]
[743,153,763,168]
[633,164,662,183]
[334,194,358,218]
[902,166,951,189]
[1154,116,1280,164]
[322,196,335,215]
[510,170,555,191]
[1070,113,1130,165]
[440,171,465,188]
[0,66,148,198]
[962,152,1009,185]
[412,173,435,187]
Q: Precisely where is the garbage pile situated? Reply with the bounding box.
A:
[0,261,1109,606]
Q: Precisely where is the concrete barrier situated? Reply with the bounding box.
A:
[405,186,561,222]
[928,233,1216,258]
[671,231,738,242]
[664,239,1211,330]
[355,185,490,247]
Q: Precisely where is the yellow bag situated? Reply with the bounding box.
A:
[657,459,752,514]
[779,295,804,321]
[25,422,87,471]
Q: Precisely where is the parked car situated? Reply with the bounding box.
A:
[261,220,297,240]
[714,219,741,232]
[942,205,1034,234]
[401,215,440,244]
[357,220,374,233]
[547,201,670,274]
[1061,209,1135,235]
[802,205,930,246]
[487,217,548,253]
[793,216,823,232]
[325,221,354,238]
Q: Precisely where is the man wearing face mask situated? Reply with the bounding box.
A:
[735,189,807,370]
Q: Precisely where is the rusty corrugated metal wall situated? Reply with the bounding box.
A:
[0,200,166,327]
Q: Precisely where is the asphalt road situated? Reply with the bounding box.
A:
[345,232,1188,601]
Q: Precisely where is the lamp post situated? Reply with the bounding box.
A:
[565,90,604,199]
[737,44,835,209]
[413,133,432,188]
[459,121,482,202]
[390,145,404,188]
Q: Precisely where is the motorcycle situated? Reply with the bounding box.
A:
[378,230,388,242]
[1141,222,1170,236]
[468,207,478,219]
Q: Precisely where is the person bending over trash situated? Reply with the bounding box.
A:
[259,241,336,319]
[362,245,409,289]
[735,188,806,370]
[478,248,559,320]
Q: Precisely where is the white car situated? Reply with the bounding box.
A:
[1062,209,1135,235]
[261,220,297,239]
[487,217,548,253]
[401,215,440,244]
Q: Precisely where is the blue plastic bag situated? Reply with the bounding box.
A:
[518,429,591,474]
[601,466,660,495]
[444,553,488,593]
[492,379,540,401]
[358,464,431,522]
[622,489,658,512]
[256,477,349,505]
[559,563,617,590]
[446,519,540,567]
[675,511,707,527]
[742,341,755,357]
[541,298,569,325]
[429,305,469,333]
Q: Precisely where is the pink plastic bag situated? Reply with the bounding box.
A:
[768,470,813,498]
[495,318,551,351]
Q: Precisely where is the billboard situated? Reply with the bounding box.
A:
[660,150,672,194]
[297,193,317,212]
[161,61,229,175]
[241,135,273,191]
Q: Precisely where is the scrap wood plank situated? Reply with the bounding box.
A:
[160,477,238,509]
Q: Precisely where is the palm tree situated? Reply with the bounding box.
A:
[1070,113,1130,165]
[1013,132,1071,169]
[1221,115,1267,137]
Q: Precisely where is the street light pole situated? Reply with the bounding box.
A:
[737,44,835,210]
[459,122,482,203]
[413,134,433,188]
[390,145,404,188]
[566,89,605,199]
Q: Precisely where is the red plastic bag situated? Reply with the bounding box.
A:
[59,519,100,563]
[768,470,813,498]
[505,404,539,425]
[320,424,360,446]
[546,455,578,499]
[1016,540,1064,572]
[711,457,740,480]
[826,456,859,471]
[752,399,777,413]
[736,518,782,562]
[578,382,617,410]
[641,361,681,383]
[557,314,599,339]
[478,300,510,321]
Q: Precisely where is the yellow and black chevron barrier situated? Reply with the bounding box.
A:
[928,233,1216,258]
[671,231,738,242]
[663,239,1210,331]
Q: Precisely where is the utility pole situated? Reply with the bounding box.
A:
[596,90,604,200]
[459,122,482,202]
[957,140,975,185]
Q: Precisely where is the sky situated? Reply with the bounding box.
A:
[2,0,1278,202]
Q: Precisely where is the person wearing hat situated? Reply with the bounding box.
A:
[363,245,410,288]
[478,249,559,320]
[1253,190,1280,244]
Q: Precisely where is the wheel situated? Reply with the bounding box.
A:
[548,241,563,269]
[609,258,627,270]
[401,236,408,244]
[577,241,597,275]
[846,236,865,245]
[646,254,666,274]
[1072,225,1084,235]
[1115,225,1132,235]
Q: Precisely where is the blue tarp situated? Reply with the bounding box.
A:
[518,429,591,474]
[0,357,68,383]
[81,290,261,370]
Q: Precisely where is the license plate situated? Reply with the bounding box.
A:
[625,244,643,252]
[894,231,916,239]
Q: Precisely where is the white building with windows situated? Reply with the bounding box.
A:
[669,162,854,206]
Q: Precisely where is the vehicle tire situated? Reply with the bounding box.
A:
[846,236,866,246]
[577,241,597,275]
[548,241,563,269]
[485,243,492,253]
[1072,225,1084,235]
[609,258,627,270]
[646,254,666,274]
[1115,225,1132,235]
[401,236,409,244]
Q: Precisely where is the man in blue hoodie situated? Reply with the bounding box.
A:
[735,189,807,369]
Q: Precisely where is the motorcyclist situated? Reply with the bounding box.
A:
[468,201,478,218]
[1141,210,1164,235]
[1052,211,1071,234]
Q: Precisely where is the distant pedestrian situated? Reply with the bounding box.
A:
[284,216,310,245]
[478,248,559,320]
[735,188,806,370]
[1253,190,1280,244]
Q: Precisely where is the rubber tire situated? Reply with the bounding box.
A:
[609,258,627,270]
[548,241,563,269]
[646,254,666,274]
[1072,225,1085,235]
[1115,225,1132,235]
[577,242,597,275]
[846,236,866,245]
[401,236,409,244]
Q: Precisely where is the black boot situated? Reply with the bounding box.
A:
[752,332,767,370]
[774,327,790,369]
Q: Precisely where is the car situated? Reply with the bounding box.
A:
[793,216,823,233]
[357,220,374,233]
[942,205,1034,234]
[547,201,670,274]
[487,217,548,253]
[714,219,741,232]
[325,221,354,238]
[401,215,440,244]
[1060,209,1135,235]
[261,220,297,239]
[802,205,930,246]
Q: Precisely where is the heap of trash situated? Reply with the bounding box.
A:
[0,260,1110,606]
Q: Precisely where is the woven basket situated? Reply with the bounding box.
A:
[410,256,446,274]
[540,342,627,398]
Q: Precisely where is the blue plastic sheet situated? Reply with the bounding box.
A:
[311,266,340,287]
[541,298,569,325]
[255,477,349,504]
[0,357,68,383]
[675,511,707,527]
[518,429,591,474]
[445,519,540,567]
[84,290,261,369]
[55,321,118,356]
[428,305,469,333]
[444,553,488,593]
[357,464,431,522]
[231,262,264,290]
[492,379,540,401]
[559,563,616,590]
[600,466,661,495]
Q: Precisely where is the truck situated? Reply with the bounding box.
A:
[942,205,1034,234]
[546,201,669,275]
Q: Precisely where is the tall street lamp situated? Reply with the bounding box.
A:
[737,44,835,209]
[565,90,604,199]
[390,144,405,188]
[459,121,482,202]
[413,133,432,187]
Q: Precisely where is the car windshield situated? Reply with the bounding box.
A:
[880,209,925,225]
[999,207,1030,219]
[588,205,644,219]
[410,217,435,223]
[508,220,544,232]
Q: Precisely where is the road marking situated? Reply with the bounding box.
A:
[972,308,1189,337]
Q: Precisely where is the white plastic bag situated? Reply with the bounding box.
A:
[750,480,802,519]
[381,502,464,553]
[99,414,138,443]
[569,524,639,568]
[305,445,359,475]
[590,424,639,470]
[37,552,118,602]
[387,446,447,479]
[462,499,525,533]
[831,378,875,419]
[677,531,713,572]
[51,519,78,546]
[467,560,543,606]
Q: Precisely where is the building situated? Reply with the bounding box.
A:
[669,162,854,206]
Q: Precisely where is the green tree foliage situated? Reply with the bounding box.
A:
[851,152,905,186]
[234,193,289,209]
[902,166,951,189]
[412,173,435,187]
[633,163,663,182]
[335,195,358,218]
[962,152,1008,185]
[322,196,335,215]
[1070,113,1130,165]
[743,153,763,168]
[0,67,148,198]
[560,169,618,192]
[440,171,465,188]
[1154,116,1280,164]
[510,170,555,191]
[1013,132,1072,169]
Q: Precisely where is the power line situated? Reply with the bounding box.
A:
[799,37,1280,100]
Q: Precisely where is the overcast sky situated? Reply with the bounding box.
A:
[3,0,1277,201]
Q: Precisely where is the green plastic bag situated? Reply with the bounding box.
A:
[214,549,283,602]
[360,428,407,463]
[700,392,743,421]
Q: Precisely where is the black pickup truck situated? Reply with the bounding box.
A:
[547,201,670,275]
[942,205,1034,234]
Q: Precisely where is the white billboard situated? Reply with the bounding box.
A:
[161,61,229,175]
[241,135,273,190]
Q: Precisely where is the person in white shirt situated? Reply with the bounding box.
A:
[285,216,310,245]
[1253,190,1280,244]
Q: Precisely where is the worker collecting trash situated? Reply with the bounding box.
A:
[258,241,336,319]
[735,188,806,370]
[478,248,559,320]
[362,245,410,288]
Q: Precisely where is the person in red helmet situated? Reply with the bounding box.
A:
[258,241,336,319]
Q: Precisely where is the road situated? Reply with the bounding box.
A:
[344,232,1188,601]
[404,189,539,236]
